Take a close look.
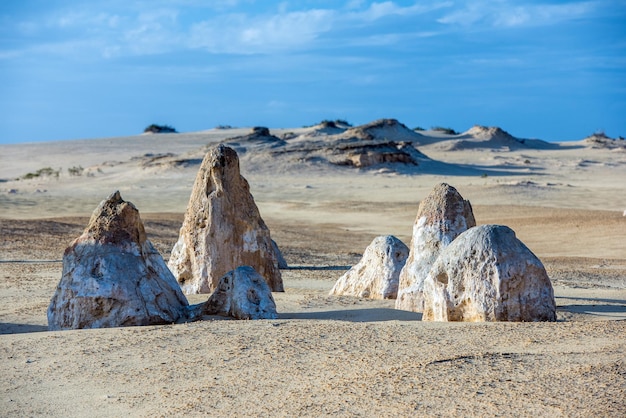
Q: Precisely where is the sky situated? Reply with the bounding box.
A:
[1,0,625,144]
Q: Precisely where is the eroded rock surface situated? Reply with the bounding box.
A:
[330,235,408,299]
[168,145,283,294]
[271,239,288,269]
[396,183,475,312]
[48,191,189,330]
[201,266,278,320]
[422,225,557,322]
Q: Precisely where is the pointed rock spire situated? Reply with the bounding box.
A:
[168,145,283,294]
[396,183,475,312]
[48,191,189,330]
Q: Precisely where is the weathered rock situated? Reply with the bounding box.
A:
[332,141,427,168]
[201,266,278,320]
[168,145,283,294]
[422,225,557,322]
[48,191,189,330]
[271,239,288,269]
[330,235,408,299]
[395,183,475,312]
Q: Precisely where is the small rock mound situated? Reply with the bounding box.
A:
[466,125,518,141]
[422,225,557,322]
[330,235,409,299]
[583,132,626,149]
[201,266,278,320]
[440,125,547,151]
[300,120,348,137]
[48,191,189,330]
[396,183,475,312]
[224,127,286,151]
[168,145,283,294]
[339,118,424,142]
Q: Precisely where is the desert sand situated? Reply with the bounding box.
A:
[1,122,625,416]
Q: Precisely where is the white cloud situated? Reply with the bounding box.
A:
[356,1,452,21]
[3,1,453,58]
[189,9,335,53]
[438,1,599,28]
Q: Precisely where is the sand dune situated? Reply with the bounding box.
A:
[1,119,625,417]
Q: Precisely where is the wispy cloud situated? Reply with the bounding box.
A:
[438,0,599,28]
[188,8,335,54]
[353,1,453,21]
[1,1,455,59]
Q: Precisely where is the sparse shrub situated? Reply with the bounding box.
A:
[524,159,531,164]
[20,167,60,180]
[305,119,353,128]
[414,126,425,131]
[144,124,177,134]
[481,173,488,178]
[251,126,270,135]
[432,126,459,135]
[334,119,352,127]
[68,166,84,176]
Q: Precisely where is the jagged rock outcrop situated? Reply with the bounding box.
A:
[422,225,557,322]
[395,183,475,312]
[200,266,278,320]
[168,145,283,294]
[48,191,189,330]
[331,141,428,168]
[330,235,409,299]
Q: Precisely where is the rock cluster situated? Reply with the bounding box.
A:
[200,266,278,320]
[330,235,409,299]
[47,191,189,330]
[422,225,557,322]
[168,145,283,294]
[395,183,556,322]
[395,183,475,312]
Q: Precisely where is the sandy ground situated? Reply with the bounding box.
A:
[1,126,625,416]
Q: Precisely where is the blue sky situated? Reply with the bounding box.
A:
[1,0,625,144]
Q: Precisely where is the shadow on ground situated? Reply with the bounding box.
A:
[279,308,422,322]
[0,323,49,334]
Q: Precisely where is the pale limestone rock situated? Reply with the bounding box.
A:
[329,235,408,299]
[48,191,189,330]
[168,145,283,294]
[422,224,557,322]
[201,266,278,320]
[396,183,475,312]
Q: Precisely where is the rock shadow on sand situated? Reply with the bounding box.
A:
[279,308,422,322]
[0,323,49,335]
[284,265,352,271]
[556,296,626,319]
